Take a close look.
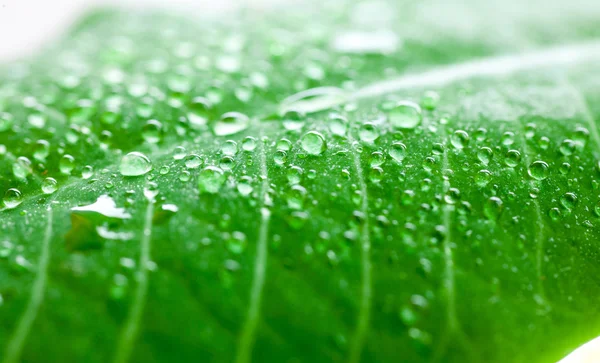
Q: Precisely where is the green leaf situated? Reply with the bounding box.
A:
[1,2,600,363]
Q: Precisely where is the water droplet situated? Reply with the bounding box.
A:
[59,154,75,175]
[389,142,407,163]
[0,112,13,132]
[421,91,439,111]
[282,109,306,131]
[221,140,238,156]
[329,114,348,136]
[198,166,225,194]
[301,131,327,155]
[477,147,493,165]
[559,139,576,156]
[501,132,515,146]
[144,182,159,201]
[42,178,58,194]
[369,152,385,167]
[559,162,571,175]
[179,170,191,182]
[450,130,469,149]
[120,152,152,176]
[549,207,561,221]
[173,146,186,160]
[287,166,303,184]
[33,140,50,161]
[538,136,550,150]
[287,185,307,209]
[237,176,254,196]
[219,156,235,171]
[184,154,203,169]
[359,122,379,143]
[276,138,292,151]
[560,192,577,210]
[274,150,287,165]
[82,165,94,179]
[242,136,257,151]
[369,166,384,183]
[3,188,22,209]
[142,119,163,143]
[226,231,247,254]
[475,170,492,187]
[528,161,549,181]
[213,112,249,136]
[159,166,170,175]
[389,101,422,129]
[504,150,521,168]
[13,157,32,179]
[484,197,503,220]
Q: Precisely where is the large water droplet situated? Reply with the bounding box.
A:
[528,161,549,180]
[301,131,327,155]
[198,166,225,194]
[42,178,58,194]
[213,112,249,136]
[3,188,22,209]
[389,101,422,129]
[120,152,152,176]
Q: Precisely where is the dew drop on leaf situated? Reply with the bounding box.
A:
[142,119,163,143]
[276,138,292,151]
[389,101,422,129]
[184,154,203,169]
[389,142,407,163]
[528,161,549,180]
[242,136,257,151]
[221,140,238,156]
[451,130,469,149]
[60,154,76,175]
[3,188,22,209]
[301,131,327,155]
[359,122,379,143]
[33,140,50,161]
[477,147,493,165]
[421,91,439,111]
[173,146,186,160]
[13,157,32,179]
[213,112,249,136]
[198,166,225,194]
[329,114,348,136]
[119,151,152,176]
[42,177,58,194]
[82,165,94,179]
[560,192,577,210]
[504,150,521,167]
[484,196,503,220]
